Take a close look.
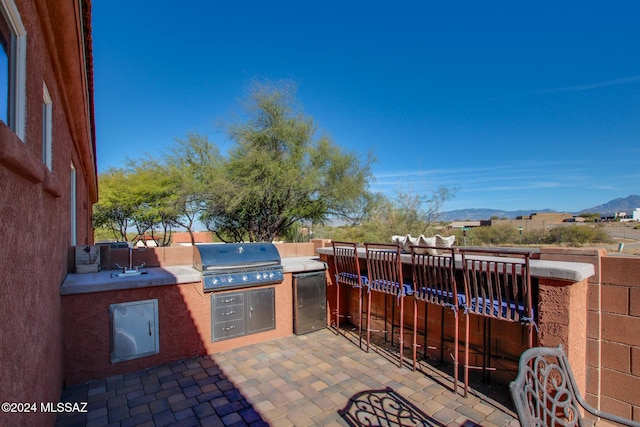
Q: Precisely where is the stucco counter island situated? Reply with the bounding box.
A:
[60,255,327,385]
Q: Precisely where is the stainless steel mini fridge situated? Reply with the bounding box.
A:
[293,271,327,335]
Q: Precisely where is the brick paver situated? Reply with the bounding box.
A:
[56,328,517,426]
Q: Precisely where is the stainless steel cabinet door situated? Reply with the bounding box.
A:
[110,299,159,363]
[246,287,275,334]
[211,288,274,342]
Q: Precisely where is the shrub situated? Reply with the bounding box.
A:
[546,225,611,246]
[468,224,519,245]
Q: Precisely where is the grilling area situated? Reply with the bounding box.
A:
[59,240,640,425]
[193,243,285,292]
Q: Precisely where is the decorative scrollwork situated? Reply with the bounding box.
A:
[512,345,640,427]
[522,355,580,426]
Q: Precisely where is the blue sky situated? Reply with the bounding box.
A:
[92,1,640,213]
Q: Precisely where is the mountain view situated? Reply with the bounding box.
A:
[439,194,640,222]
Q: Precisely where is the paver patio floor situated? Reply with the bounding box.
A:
[56,328,518,426]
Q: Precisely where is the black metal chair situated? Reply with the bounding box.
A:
[365,242,413,368]
[410,246,464,394]
[331,241,367,347]
[460,248,537,397]
[510,344,640,427]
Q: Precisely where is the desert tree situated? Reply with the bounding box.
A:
[93,161,177,245]
[92,167,137,242]
[200,80,374,242]
[163,133,221,245]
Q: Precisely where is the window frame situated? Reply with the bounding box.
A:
[42,83,52,169]
[0,11,9,124]
[0,0,26,140]
[70,163,77,245]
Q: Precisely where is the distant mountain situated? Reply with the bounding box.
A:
[579,194,640,216]
[439,194,639,221]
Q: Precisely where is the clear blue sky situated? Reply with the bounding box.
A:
[92,1,640,213]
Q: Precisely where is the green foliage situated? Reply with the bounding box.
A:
[281,221,314,243]
[580,212,601,222]
[93,161,177,245]
[546,226,611,246]
[93,167,137,242]
[364,188,456,239]
[202,80,374,242]
[316,186,457,244]
[468,224,520,245]
[323,223,388,244]
[520,229,549,245]
[93,80,374,243]
[456,224,612,247]
[163,133,221,244]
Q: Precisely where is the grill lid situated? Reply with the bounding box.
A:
[193,242,284,292]
[193,242,281,272]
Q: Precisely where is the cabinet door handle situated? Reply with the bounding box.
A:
[223,310,236,316]
[222,298,236,303]
[148,320,152,336]
[223,325,235,331]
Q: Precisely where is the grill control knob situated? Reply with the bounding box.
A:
[242,274,249,281]
[228,276,234,283]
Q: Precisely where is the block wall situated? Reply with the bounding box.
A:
[595,256,640,420]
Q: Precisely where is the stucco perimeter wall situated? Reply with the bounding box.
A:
[275,239,332,258]
[539,248,603,407]
[540,248,640,422]
[597,256,640,420]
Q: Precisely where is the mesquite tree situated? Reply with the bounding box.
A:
[202,80,374,242]
[93,80,375,243]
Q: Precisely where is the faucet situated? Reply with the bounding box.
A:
[115,242,146,272]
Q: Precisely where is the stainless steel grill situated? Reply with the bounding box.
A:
[193,243,284,292]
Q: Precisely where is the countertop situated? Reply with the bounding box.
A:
[281,256,327,273]
[316,247,595,283]
[61,256,327,296]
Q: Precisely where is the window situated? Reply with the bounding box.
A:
[42,83,52,169]
[70,163,77,246]
[0,17,8,124]
[0,0,26,139]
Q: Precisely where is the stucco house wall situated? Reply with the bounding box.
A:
[0,0,96,425]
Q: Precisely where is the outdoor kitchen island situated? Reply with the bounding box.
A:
[60,243,329,386]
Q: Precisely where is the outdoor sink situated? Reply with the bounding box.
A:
[111,269,148,278]
[112,245,147,278]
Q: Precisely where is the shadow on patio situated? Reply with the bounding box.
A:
[56,328,517,426]
[339,386,445,426]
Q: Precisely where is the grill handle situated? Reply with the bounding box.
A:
[203,261,279,271]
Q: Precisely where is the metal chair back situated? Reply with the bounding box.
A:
[331,241,366,346]
[411,246,460,308]
[459,248,536,397]
[461,249,534,337]
[410,246,462,391]
[332,241,365,289]
[365,243,409,297]
[510,345,640,427]
[364,242,411,368]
